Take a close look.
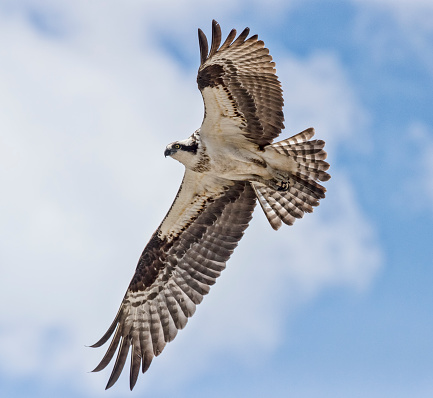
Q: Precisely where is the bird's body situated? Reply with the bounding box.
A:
[92,20,330,390]
[168,129,295,183]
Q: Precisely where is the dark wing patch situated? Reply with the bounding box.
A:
[91,182,256,390]
[197,20,284,147]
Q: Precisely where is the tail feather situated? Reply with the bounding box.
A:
[275,139,326,157]
[297,160,330,174]
[253,184,299,229]
[295,166,330,182]
[252,127,330,230]
[252,183,313,230]
[253,184,283,230]
[288,183,319,207]
[280,127,315,144]
[290,173,326,199]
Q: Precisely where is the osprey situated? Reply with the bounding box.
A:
[92,20,330,390]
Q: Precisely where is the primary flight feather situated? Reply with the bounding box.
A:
[91,20,330,390]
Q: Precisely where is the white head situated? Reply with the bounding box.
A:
[164,130,200,168]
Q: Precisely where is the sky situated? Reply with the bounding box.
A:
[0,0,432,397]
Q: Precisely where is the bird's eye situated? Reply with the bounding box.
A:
[174,144,181,149]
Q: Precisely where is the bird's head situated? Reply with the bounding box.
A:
[164,132,200,168]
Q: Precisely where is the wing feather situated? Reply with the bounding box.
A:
[129,335,141,390]
[156,293,178,342]
[197,20,284,147]
[209,20,221,57]
[198,28,208,65]
[219,28,237,51]
[169,279,196,317]
[149,303,166,355]
[92,175,256,389]
[91,323,122,372]
[138,317,153,373]
[173,270,204,306]
[106,335,131,389]
[161,289,188,330]
[231,26,250,46]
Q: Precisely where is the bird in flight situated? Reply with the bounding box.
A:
[91,20,330,390]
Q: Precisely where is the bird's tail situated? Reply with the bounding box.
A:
[251,128,330,230]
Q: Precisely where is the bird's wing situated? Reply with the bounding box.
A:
[197,20,284,148]
[91,170,256,390]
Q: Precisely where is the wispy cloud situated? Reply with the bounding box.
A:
[352,0,433,76]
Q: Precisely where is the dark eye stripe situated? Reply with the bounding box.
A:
[180,143,198,154]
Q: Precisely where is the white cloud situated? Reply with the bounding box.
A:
[0,2,382,396]
[352,0,433,75]
[278,52,370,153]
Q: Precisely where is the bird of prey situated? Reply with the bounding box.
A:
[91,20,330,390]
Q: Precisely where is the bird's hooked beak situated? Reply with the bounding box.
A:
[164,145,174,158]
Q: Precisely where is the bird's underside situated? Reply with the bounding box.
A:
[91,20,330,390]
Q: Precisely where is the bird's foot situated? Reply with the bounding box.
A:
[275,180,290,191]
[267,179,290,191]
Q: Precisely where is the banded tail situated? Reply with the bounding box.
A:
[252,128,330,230]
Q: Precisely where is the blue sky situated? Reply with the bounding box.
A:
[1,1,432,397]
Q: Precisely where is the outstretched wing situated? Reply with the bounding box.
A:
[197,20,284,148]
[91,171,256,390]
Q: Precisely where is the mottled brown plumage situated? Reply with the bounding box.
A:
[198,20,284,147]
[91,179,256,390]
[92,20,330,390]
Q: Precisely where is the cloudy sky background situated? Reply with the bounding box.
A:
[1,0,432,397]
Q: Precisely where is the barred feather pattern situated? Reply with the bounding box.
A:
[252,128,330,230]
[91,20,331,391]
[197,20,284,147]
[91,181,256,390]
